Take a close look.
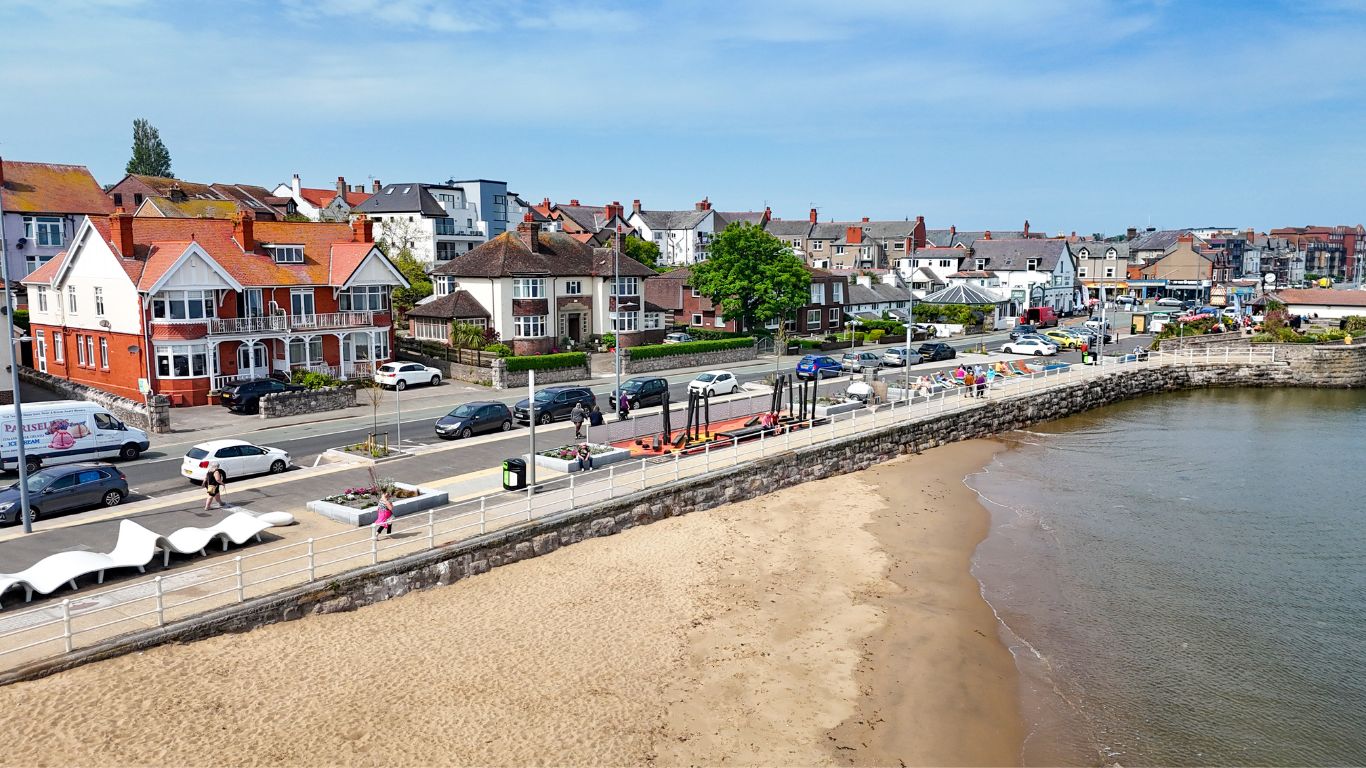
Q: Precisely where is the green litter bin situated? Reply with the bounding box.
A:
[502,458,526,490]
[1081,351,1093,365]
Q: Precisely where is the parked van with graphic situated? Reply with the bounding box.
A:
[0,401,150,473]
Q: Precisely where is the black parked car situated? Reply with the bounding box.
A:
[609,377,669,410]
[435,401,514,439]
[0,463,128,525]
[220,379,305,414]
[917,342,957,362]
[513,386,597,425]
[1009,323,1038,341]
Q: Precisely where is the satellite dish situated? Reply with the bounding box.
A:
[14,237,26,250]
[1263,273,1276,284]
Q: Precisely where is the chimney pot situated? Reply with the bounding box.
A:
[1024,219,1031,237]
[983,230,992,240]
[632,199,642,215]
[861,217,869,223]
[336,176,346,197]
[372,179,382,193]
[809,208,818,224]
[111,208,135,257]
[291,173,301,193]
[570,199,580,206]
[517,217,541,252]
[234,210,256,252]
[764,206,771,219]
[352,214,374,244]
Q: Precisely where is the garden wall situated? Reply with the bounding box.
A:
[16,367,170,433]
[395,348,493,386]
[492,359,591,390]
[623,343,757,374]
[259,386,357,418]
[8,350,1364,684]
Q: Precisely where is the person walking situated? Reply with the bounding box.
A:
[962,369,975,398]
[374,491,395,539]
[203,463,227,511]
[570,402,586,439]
[588,403,605,428]
[576,443,594,472]
[618,392,631,420]
[974,365,988,398]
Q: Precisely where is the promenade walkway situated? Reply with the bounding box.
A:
[0,346,1277,673]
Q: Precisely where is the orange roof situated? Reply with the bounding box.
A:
[21,251,67,283]
[298,187,371,209]
[1,160,113,215]
[328,242,376,285]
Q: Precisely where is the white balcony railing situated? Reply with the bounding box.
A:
[288,311,376,331]
[206,312,378,336]
[206,315,288,335]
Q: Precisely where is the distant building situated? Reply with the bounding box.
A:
[272,175,374,222]
[961,237,1080,315]
[645,264,849,336]
[106,174,288,221]
[0,158,113,278]
[1134,233,1214,302]
[626,198,718,267]
[1073,241,1132,299]
[352,179,513,264]
[1269,225,1365,282]
[1269,287,1366,319]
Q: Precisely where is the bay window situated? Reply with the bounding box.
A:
[644,313,663,330]
[156,343,209,378]
[412,318,449,342]
[513,315,547,338]
[151,290,217,320]
[340,285,388,312]
[611,312,639,332]
[512,278,546,299]
[434,276,457,295]
[288,337,324,366]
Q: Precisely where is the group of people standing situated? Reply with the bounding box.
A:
[954,364,991,398]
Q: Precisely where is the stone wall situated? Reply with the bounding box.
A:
[396,349,493,386]
[9,352,1366,685]
[623,342,758,374]
[492,359,591,390]
[16,366,170,433]
[259,385,357,418]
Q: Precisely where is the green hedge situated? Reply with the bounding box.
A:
[627,337,755,361]
[503,352,587,372]
[684,327,753,340]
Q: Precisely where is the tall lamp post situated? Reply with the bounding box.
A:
[0,187,34,533]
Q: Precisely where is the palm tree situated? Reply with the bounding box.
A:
[449,322,486,364]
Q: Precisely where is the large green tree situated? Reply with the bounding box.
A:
[125,118,174,177]
[389,250,433,321]
[689,222,811,333]
[623,235,660,269]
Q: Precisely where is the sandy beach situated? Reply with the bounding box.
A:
[0,440,1019,767]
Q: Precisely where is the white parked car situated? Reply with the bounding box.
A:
[182,439,290,483]
[373,361,442,390]
[688,370,740,396]
[1001,338,1058,356]
[1155,297,1185,308]
[662,332,694,344]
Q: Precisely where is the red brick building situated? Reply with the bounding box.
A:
[1269,224,1365,282]
[23,211,405,406]
[645,265,850,335]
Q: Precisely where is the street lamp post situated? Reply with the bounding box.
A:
[0,195,34,533]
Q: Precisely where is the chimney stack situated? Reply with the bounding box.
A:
[292,173,301,194]
[516,212,541,252]
[696,197,711,211]
[1024,219,1031,238]
[570,198,580,206]
[763,206,771,220]
[983,230,992,240]
[0,156,5,187]
[809,208,818,224]
[111,207,135,257]
[1126,227,1138,240]
[233,210,256,252]
[861,216,869,223]
[541,197,551,210]
[336,176,347,198]
[168,183,186,203]
[950,224,957,240]
[372,179,382,193]
[352,214,374,244]
[632,199,642,215]
[914,215,926,249]
[846,226,863,244]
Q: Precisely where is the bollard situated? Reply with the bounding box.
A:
[153,576,165,626]
[307,538,316,581]
[641,457,649,490]
[371,532,378,564]
[234,556,244,602]
[705,442,711,472]
[674,450,681,481]
[569,471,576,507]
[61,599,72,653]
[732,437,739,466]
[479,497,487,534]
[427,508,435,548]
[608,465,616,498]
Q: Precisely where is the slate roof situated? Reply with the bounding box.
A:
[920,283,1008,305]
[353,183,448,216]
[405,290,491,319]
[555,204,611,232]
[429,230,657,279]
[966,239,1071,272]
[765,220,814,238]
[0,161,113,215]
[1129,229,1194,252]
[140,196,239,219]
[714,211,767,227]
[847,282,910,305]
[633,209,710,231]
[1072,241,1130,260]
[924,229,1026,247]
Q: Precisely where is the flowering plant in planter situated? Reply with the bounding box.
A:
[321,477,418,506]
[538,443,612,460]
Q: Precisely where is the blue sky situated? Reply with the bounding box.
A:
[3,0,1365,234]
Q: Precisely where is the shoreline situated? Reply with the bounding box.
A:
[828,440,1025,766]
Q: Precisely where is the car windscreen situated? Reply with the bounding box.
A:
[449,404,480,418]
[695,373,716,382]
[22,471,61,492]
[187,448,209,459]
[533,390,555,401]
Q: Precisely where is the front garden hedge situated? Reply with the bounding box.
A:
[627,337,755,361]
[503,352,588,372]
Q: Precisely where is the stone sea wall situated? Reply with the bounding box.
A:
[259,385,357,418]
[6,351,1363,685]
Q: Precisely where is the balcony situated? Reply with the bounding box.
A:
[206,311,379,336]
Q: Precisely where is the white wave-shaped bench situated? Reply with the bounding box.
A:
[0,512,278,608]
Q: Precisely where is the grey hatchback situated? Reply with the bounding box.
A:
[435,401,514,439]
[0,463,129,525]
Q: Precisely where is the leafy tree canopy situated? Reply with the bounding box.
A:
[390,249,433,316]
[623,235,660,270]
[125,118,173,177]
[689,223,811,334]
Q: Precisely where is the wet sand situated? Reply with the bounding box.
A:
[0,440,1019,767]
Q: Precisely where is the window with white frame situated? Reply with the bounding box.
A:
[151,289,216,320]
[23,216,63,247]
[714,315,724,328]
[832,282,844,303]
[829,307,841,323]
[691,313,703,326]
[835,246,845,255]
[894,241,905,250]
[99,337,109,369]
[513,314,547,338]
[810,283,825,304]
[94,286,105,316]
[512,278,546,299]
[807,308,821,327]
[85,335,94,367]
[340,285,388,312]
[371,332,390,361]
[975,258,987,270]
[611,312,639,332]
[53,332,62,363]
[77,334,86,366]
[564,280,582,295]
[812,241,824,251]
[267,244,304,264]
[35,287,47,312]
[288,337,324,365]
[412,318,449,342]
[434,276,457,295]
[35,330,46,373]
[155,343,209,378]
[1104,266,1116,278]
[940,259,954,268]
[690,286,701,298]
[644,312,663,330]
[1078,266,1089,277]
[1106,249,1118,259]
[68,285,77,313]
[612,276,639,296]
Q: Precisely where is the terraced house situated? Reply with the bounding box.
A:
[22,211,405,406]
[0,158,113,279]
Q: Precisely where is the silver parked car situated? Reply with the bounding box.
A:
[881,347,921,366]
[840,351,882,372]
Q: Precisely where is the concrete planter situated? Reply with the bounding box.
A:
[323,447,408,465]
[531,444,634,474]
[306,482,449,527]
[814,401,865,418]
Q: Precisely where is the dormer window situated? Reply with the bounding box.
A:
[1078,248,1089,258]
[1027,258,1040,271]
[975,258,987,270]
[1106,249,1117,259]
[268,245,304,264]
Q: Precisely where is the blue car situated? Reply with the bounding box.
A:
[796,354,842,380]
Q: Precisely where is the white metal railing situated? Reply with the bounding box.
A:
[206,312,379,336]
[0,346,1279,669]
[289,311,375,331]
[207,315,288,335]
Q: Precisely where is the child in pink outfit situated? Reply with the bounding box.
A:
[374,492,394,538]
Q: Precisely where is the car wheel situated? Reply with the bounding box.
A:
[538,412,553,425]
[430,375,441,387]
[248,400,260,415]
[501,420,513,431]
[27,507,39,522]
[396,379,407,391]
[460,427,473,439]
[269,460,287,474]
[1034,351,1043,356]
[24,458,41,474]
[102,489,124,507]
[119,443,141,461]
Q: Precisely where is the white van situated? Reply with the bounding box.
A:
[0,401,151,473]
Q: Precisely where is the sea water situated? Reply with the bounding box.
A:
[969,388,1366,766]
